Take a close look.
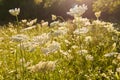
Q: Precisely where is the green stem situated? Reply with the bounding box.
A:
[16,16,19,24]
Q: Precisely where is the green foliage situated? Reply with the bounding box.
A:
[93,0,120,12]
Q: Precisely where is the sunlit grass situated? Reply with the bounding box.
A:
[0,5,120,80]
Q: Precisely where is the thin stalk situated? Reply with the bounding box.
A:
[57,16,65,22]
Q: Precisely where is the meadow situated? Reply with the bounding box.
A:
[0,4,120,80]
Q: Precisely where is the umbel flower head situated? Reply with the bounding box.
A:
[9,8,20,16]
[95,11,101,19]
[67,4,88,17]
[27,60,57,72]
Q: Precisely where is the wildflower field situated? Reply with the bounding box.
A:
[0,4,120,80]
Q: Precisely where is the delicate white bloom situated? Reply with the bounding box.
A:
[41,21,48,26]
[11,34,29,42]
[92,20,106,26]
[73,17,90,26]
[32,33,50,45]
[73,27,89,35]
[41,47,50,54]
[27,18,37,26]
[53,27,68,37]
[27,60,57,72]
[50,21,59,27]
[85,54,94,61]
[52,14,57,20]
[21,19,27,23]
[116,67,120,73]
[59,50,69,55]
[84,36,92,42]
[9,8,20,16]
[21,25,37,32]
[104,24,114,32]
[95,11,101,19]
[77,49,88,55]
[71,45,79,49]
[67,4,87,17]
[58,22,67,27]
[41,41,60,54]
[104,52,118,57]
[18,42,39,52]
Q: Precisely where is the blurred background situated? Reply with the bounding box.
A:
[0,0,120,25]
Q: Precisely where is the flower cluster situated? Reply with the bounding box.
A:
[9,8,20,16]
[67,4,88,17]
[27,60,57,72]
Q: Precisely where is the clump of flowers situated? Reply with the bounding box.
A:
[73,27,89,35]
[11,34,29,42]
[27,60,57,72]
[67,4,88,17]
[32,33,50,45]
[26,18,37,26]
[41,41,60,54]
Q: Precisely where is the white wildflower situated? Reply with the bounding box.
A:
[41,41,60,54]
[52,14,57,20]
[95,11,101,19]
[41,47,50,54]
[32,33,50,45]
[77,49,88,55]
[27,60,57,72]
[11,34,29,42]
[73,17,90,26]
[85,54,94,61]
[53,27,68,37]
[41,21,48,26]
[9,8,20,16]
[73,27,89,35]
[60,49,69,55]
[116,67,120,73]
[71,45,79,49]
[27,18,37,26]
[67,4,87,17]
[21,19,27,23]
[18,42,38,52]
[104,52,118,57]
[58,22,67,27]
[84,36,92,42]
[50,21,59,27]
